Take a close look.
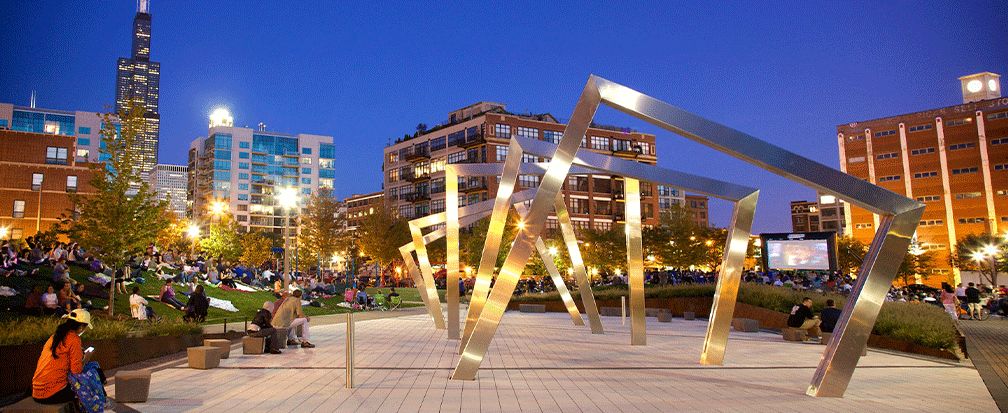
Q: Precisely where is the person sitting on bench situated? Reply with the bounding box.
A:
[819,299,842,333]
[272,290,315,348]
[248,302,282,354]
[787,297,821,341]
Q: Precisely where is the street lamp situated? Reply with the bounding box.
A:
[208,199,229,222]
[186,224,200,255]
[0,226,8,239]
[548,246,559,256]
[277,186,300,287]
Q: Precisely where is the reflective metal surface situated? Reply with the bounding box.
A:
[623,178,646,345]
[345,312,354,389]
[445,165,461,340]
[700,190,758,365]
[514,202,585,326]
[553,194,604,334]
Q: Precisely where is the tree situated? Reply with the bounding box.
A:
[581,228,627,275]
[239,231,274,268]
[356,206,410,274]
[61,102,171,316]
[298,188,350,270]
[199,219,242,262]
[416,123,428,135]
[836,236,867,276]
[950,233,1007,287]
[645,205,707,269]
[897,250,936,286]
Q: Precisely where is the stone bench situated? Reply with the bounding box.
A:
[682,311,696,320]
[203,338,232,359]
[273,327,291,350]
[657,309,673,322]
[2,398,71,412]
[518,304,546,313]
[731,318,760,333]
[782,327,807,342]
[644,308,661,317]
[187,345,222,369]
[600,307,622,317]
[115,369,152,403]
[243,335,266,355]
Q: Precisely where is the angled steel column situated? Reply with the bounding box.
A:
[700,190,758,365]
[452,78,602,380]
[553,195,604,334]
[514,202,586,326]
[400,245,444,329]
[623,178,646,345]
[408,214,446,331]
[446,166,461,339]
[460,140,524,351]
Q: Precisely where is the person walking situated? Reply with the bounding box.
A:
[939,282,958,320]
[965,283,982,319]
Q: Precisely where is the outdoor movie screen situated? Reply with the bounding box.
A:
[766,239,830,270]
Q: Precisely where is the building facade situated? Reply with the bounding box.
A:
[187,119,334,236]
[0,103,107,165]
[148,163,187,219]
[115,0,160,181]
[790,195,846,233]
[382,102,668,233]
[837,72,1006,282]
[0,130,95,240]
[684,194,710,228]
[345,191,384,231]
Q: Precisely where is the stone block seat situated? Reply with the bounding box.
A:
[731,318,760,333]
[274,327,291,350]
[2,398,71,413]
[187,346,221,369]
[115,369,152,403]
[644,308,660,317]
[518,304,546,313]
[682,311,696,320]
[600,307,622,317]
[657,309,673,322]
[782,327,807,342]
[243,336,266,355]
[203,338,232,359]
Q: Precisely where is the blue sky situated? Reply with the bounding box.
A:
[2,1,1006,232]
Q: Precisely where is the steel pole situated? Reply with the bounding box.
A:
[283,212,290,288]
[345,312,354,388]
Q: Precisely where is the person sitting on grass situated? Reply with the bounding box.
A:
[272,289,315,348]
[42,285,60,315]
[24,286,44,315]
[787,297,821,341]
[160,279,186,311]
[248,302,283,354]
[183,284,209,323]
[355,288,369,309]
[32,309,100,406]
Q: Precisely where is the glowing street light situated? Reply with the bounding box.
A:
[464,266,474,276]
[0,226,8,239]
[972,251,987,262]
[548,246,559,256]
[208,199,229,220]
[516,220,526,230]
[982,244,998,256]
[277,186,300,287]
[209,107,234,128]
[186,224,200,240]
[704,239,714,247]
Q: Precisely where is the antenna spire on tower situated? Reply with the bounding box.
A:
[30,90,36,108]
[138,0,149,14]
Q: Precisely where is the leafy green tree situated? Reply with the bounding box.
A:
[645,205,707,269]
[836,236,867,276]
[297,188,350,270]
[62,102,171,316]
[897,249,936,286]
[199,219,241,262]
[356,206,410,274]
[950,233,1007,286]
[581,227,627,275]
[239,231,274,268]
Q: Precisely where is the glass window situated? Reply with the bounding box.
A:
[447,151,467,164]
[238,183,249,190]
[319,144,335,159]
[45,147,68,164]
[76,149,89,160]
[238,193,249,201]
[214,160,232,170]
[239,141,250,149]
[431,136,446,151]
[543,130,562,144]
[301,177,312,185]
[301,157,312,165]
[77,137,90,146]
[494,124,511,138]
[239,152,249,159]
[516,127,538,139]
[302,167,312,174]
[238,162,249,169]
[77,126,91,135]
[239,172,249,180]
[590,136,610,150]
[302,147,312,155]
[13,200,26,218]
[495,145,509,161]
[66,176,77,192]
[31,173,43,190]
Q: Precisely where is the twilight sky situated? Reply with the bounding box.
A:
[2,1,1006,232]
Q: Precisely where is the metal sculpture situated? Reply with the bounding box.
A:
[450,75,922,399]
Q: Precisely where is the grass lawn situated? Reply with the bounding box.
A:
[365,286,446,303]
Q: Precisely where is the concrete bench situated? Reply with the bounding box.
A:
[782,327,807,342]
[682,311,696,320]
[657,309,673,322]
[273,327,291,349]
[600,307,622,317]
[731,318,760,333]
[644,308,660,317]
[2,398,71,412]
[115,369,151,403]
[203,338,232,359]
[518,304,546,313]
[187,345,222,369]
[243,335,266,354]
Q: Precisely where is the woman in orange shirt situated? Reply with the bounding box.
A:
[32,309,92,405]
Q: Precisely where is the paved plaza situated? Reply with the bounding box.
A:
[109,311,998,412]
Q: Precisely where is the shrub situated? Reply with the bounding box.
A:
[0,316,201,346]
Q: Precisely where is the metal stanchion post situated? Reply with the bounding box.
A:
[346,312,354,389]
[621,296,626,326]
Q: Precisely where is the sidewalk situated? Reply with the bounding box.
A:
[959,318,1008,411]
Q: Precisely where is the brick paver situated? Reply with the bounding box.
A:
[110,312,998,412]
[959,319,1008,411]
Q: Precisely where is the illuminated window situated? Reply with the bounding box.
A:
[12,200,25,218]
[494,124,511,138]
[66,176,77,192]
[45,147,68,164]
[31,173,43,190]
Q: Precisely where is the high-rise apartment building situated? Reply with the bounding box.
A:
[837,72,1006,282]
[187,111,334,235]
[115,0,160,181]
[790,195,846,234]
[0,129,96,239]
[0,103,106,165]
[383,102,668,233]
[148,163,188,219]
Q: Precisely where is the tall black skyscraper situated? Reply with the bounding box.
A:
[115,0,160,180]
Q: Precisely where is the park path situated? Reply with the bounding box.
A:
[960,319,1008,411]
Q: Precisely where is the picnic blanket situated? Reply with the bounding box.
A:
[219,283,258,293]
[147,294,240,312]
[88,273,112,285]
[0,286,16,297]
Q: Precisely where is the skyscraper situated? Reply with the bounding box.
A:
[115,0,160,181]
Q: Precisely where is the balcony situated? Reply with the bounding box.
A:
[459,134,486,148]
[612,145,643,157]
[404,192,430,202]
[404,149,430,162]
[460,181,488,192]
[405,171,431,182]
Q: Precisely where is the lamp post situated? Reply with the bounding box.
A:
[209,199,229,223]
[277,186,300,288]
[186,224,200,256]
[0,226,8,240]
[972,244,1003,286]
[34,174,43,233]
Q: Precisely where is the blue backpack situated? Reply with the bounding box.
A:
[68,361,107,413]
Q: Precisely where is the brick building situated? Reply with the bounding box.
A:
[685,194,710,228]
[382,102,679,234]
[837,72,1006,283]
[0,130,95,239]
[344,191,384,232]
